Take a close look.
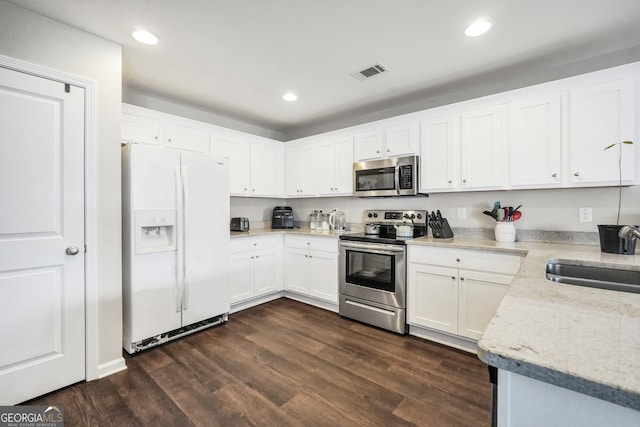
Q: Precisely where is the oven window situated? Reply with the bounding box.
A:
[345,250,395,292]
[355,167,395,191]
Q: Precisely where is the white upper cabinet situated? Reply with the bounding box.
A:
[354,129,384,160]
[122,114,163,145]
[285,142,316,197]
[250,141,284,197]
[354,122,419,161]
[122,108,210,154]
[164,122,210,154]
[420,114,460,192]
[508,95,563,187]
[385,122,419,157]
[317,136,354,196]
[211,134,251,195]
[569,80,637,185]
[460,106,504,190]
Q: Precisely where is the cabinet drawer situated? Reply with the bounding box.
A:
[409,246,521,275]
[231,235,281,253]
[285,235,338,253]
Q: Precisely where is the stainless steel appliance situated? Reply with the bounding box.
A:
[339,209,428,334]
[230,217,249,232]
[353,155,419,197]
[271,206,294,229]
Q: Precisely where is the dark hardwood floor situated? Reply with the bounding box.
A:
[26,298,491,426]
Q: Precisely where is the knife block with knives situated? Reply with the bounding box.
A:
[428,210,454,239]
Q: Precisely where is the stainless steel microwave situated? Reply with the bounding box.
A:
[353,155,419,197]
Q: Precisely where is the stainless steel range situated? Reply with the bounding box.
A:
[338,210,428,334]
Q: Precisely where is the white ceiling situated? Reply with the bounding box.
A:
[9,0,640,139]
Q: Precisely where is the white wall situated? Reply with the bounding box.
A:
[0,1,123,373]
[231,185,640,237]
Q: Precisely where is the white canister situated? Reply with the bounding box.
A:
[495,222,516,243]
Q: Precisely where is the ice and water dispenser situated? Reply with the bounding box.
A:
[134,209,177,254]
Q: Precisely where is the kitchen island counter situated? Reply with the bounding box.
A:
[407,236,640,412]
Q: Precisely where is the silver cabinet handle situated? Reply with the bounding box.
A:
[552,173,557,178]
[451,276,456,280]
[66,246,80,256]
[574,172,580,177]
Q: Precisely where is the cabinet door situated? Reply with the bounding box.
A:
[420,115,460,192]
[308,251,338,303]
[385,122,418,157]
[570,80,636,185]
[355,130,384,160]
[333,136,354,195]
[211,135,251,196]
[407,263,458,334]
[284,248,309,294]
[461,106,503,190]
[165,123,210,154]
[286,143,316,196]
[253,249,279,296]
[458,270,511,340]
[508,95,562,187]
[122,114,162,145]
[229,252,253,304]
[316,140,336,196]
[251,143,282,197]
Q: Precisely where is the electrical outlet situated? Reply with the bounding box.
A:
[579,207,592,223]
[458,207,466,219]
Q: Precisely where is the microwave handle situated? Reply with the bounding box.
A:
[394,166,400,195]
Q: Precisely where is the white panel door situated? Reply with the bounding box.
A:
[333,136,354,195]
[211,135,251,195]
[457,270,510,340]
[407,263,458,334]
[251,143,281,197]
[0,67,85,404]
[180,153,230,325]
[385,122,418,157]
[308,251,338,303]
[570,80,636,185]
[229,252,253,304]
[284,249,309,294]
[165,123,210,154]
[509,95,562,187]
[253,249,279,296]
[316,140,336,196]
[420,114,460,191]
[355,130,384,160]
[461,106,504,190]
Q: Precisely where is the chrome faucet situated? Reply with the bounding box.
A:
[618,226,640,240]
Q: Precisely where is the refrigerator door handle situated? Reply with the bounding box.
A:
[175,166,184,313]
[181,165,189,310]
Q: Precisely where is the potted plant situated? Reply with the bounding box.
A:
[597,140,635,254]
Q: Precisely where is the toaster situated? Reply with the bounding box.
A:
[230,217,250,232]
[271,206,294,229]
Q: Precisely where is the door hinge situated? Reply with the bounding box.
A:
[64,83,71,93]
[84,244,87,253]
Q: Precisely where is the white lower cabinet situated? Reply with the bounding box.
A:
[229,235,283,305]
[284,235,338,304]
[408,246,521,343]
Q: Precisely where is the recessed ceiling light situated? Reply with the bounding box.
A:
[464,20,492,37]
[283,93,298,102]
[132,30,158,45]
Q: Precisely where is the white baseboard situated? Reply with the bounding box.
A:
[95,357,127,379]
[409,324,478,354]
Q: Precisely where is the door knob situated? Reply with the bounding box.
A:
[66,246,80,256]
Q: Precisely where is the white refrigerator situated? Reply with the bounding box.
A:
[122,143,230,353]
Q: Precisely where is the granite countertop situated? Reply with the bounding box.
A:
[407,236,640,411]
[231,227,350,239]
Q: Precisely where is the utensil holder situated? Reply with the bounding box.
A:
[495,222,516,243]
[430,218,454,239]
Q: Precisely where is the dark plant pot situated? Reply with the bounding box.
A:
[597,225,637,255]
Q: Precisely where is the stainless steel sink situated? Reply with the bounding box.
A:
[545,260,640,294]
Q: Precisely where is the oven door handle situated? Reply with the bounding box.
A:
[339,242,405,253]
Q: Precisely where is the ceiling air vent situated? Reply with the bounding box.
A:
[352,62,389,81]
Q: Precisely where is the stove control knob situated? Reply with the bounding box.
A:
[410,213,416,219]
[367,213,373,218]
[416,214,423,219]
[373,213,378,218]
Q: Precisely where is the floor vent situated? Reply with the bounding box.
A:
[352,62,389,81]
